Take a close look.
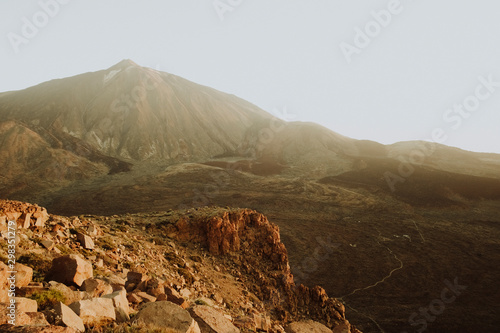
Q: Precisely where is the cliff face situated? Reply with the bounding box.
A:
[166,208,359,332]
[0,200,360,332]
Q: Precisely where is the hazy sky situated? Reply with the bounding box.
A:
[1,0,500,154]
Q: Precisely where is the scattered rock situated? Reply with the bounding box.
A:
[80,278,113,298]
[285,320,333,333]
[133,301,201,333]
[0,261,11,303]
[40,239,55,250]
[190,305,240,333]
[135,291,157,303]
[126,293,142,304]
[102,289,130,322]
[15,312,49,327]
[76,232,94,250]
[127,271,145,284]
[69,298,116,325]
[0,324,77,332]
[14,297,38,313]
[102,274,126,291]
[15,263,33,288]
[54,302,85,332]
[46,255,93,287]
[252,313,271,332]
[233,316,255,331]
[0,215,7,233]
[167,293,189,309]
[19,213,32,229]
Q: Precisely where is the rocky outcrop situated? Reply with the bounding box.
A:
[170,209,289,267]
[0,200,361,332]
[0,200,48,229]
[167,209,352,331]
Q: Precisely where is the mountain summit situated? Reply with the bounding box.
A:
[0,60,275,162]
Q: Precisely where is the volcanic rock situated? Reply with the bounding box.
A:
[46,255,93,287]
[68,298,116,325]
[53,302,85,332]
[190,305,240,333]
[285,320,333,333]
[133,301,201,333]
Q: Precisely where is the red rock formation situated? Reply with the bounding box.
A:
[0,200,49,229]
[167,209,356,332]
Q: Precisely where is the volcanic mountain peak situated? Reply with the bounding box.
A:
[113,58,141,68]
[0,61,279,163]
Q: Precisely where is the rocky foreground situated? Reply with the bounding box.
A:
[0,200,361,332]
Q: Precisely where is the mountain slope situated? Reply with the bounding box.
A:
[0,59,274,162]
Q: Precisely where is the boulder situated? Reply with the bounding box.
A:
[0,261,11,303]
[135,291,156,303]
[126,293,142,304]
[0,215,7,232]
[76,232,94,250]
[133,301,201,333]
[0,303,14,325]
[102,274,126,291]
[69,298,115,325]
[14,297,38,313]
[0,324,77,332]
[46,255,93,287]
[233,317,255,331]
[40,240,55,250]
[15,263,33,288]
[167,294,189,309]
[54,302,85,332]
[15,312,49,326]
[80,278,113,297]
[19,213,31,229]
[331,321,351,333]
[190,305,240,333]
[252,313,271,332]
[127,271,145,284]
[102,289,130,322]
[285,320,333,333]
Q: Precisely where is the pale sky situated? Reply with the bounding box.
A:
[1,0,500,154]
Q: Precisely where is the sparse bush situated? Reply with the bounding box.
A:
[96,236,117,250]
[85,323,174,332]
[194,299,208,306]
[17,253,52,282]
[30,289,66,310]
[177,267,194,285]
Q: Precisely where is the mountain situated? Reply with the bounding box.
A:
[1,60,500,332]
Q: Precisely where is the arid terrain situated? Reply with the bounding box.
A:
[1,61,499,332]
